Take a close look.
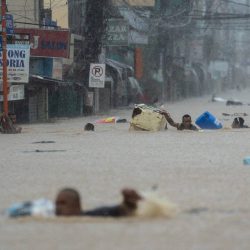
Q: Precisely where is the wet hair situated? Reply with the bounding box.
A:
[239,117,245,127]
[182,114,191,122]
[232,117,245,128]
[232,118,240,128]
[55,188,82,216]
[122,189,142,209]
[84,123,95,131]
[132,107,142,118]
[60,188,79,194]
[58,188,81,202]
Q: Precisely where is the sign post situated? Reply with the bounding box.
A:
[89,63,106,88]
[89,63,106,113]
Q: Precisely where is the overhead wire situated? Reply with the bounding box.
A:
[7,1,250,46]
[219,0,250,8]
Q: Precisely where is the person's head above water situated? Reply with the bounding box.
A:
[55,187,143,217]
[182,114,192,128]
[121,188,142,210]
[84,123,95,131]
[55,188,82,216]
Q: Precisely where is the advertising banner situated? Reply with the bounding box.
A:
[0,84,25,101]
[105,19,128,46]
[6,14,14,34]
[15,28,70,58]
[0,14,14,34]
[0,44,30,83]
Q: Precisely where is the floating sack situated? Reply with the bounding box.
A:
[136,192,178,218]
[130,104,167,131]
[195,111,222,129]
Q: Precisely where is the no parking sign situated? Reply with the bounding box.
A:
[89,63,106,88]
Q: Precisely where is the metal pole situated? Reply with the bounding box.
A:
[2,0,8,115]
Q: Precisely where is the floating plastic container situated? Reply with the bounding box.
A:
[195,111,222,129]
[6,199,54,218]
[243,157,250,165]
[130,104,167,131]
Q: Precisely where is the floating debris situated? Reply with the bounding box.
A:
[185,207,209,214]
[243,157,250,165]
[222,113,248,117]
[32,141,56,144]
[23,149,66,153]
[226,100,243,106]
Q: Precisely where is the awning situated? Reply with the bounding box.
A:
[105,58,134,80]
[106,58,133,71]
[29,75,73,86]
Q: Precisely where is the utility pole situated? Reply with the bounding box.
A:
[83,0,109,113]
[1,0,8,115]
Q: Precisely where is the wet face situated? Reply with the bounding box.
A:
[55,190,81,216]
[182,116,192,129]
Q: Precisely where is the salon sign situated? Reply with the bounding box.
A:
[15,28,70,58]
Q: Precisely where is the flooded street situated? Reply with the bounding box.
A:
[1,88,250,250]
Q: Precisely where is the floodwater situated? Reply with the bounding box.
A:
[1,88,250,250]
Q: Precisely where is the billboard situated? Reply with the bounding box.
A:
[0,84,24,101]
[0,44,30,83]
[105,19,128,46]
[15,28,70,58]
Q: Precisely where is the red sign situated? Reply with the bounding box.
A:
[15,28,70,58]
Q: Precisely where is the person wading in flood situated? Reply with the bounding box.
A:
[159,110,198,131]
[231,117,249,128]
[55,188,143,217]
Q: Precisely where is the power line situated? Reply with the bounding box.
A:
[189,13,250,20]
[219,0,250,8]
[14,21,58,28]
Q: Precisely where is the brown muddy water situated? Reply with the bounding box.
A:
[1,88,250,250]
